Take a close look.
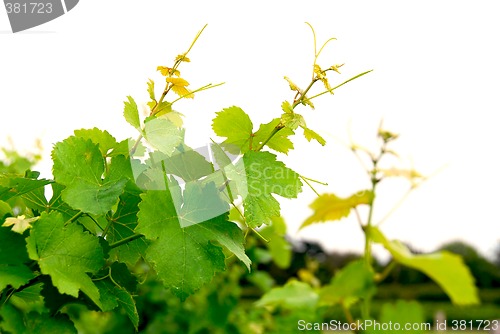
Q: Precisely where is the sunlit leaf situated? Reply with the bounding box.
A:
[369,226,479,305]
[123,96,141,131]
[147,79,156,101]
[26,212,104,309]
[143,117,183,155]
[175,54,191,62]
[302,127,326,146]
[281,112,305,131]
[253,118,294,154]
[281,101,293,114]
[136,182,251,300]
[52,137,128,215]
[212,106,253,154]
[284,76,301,92]
[157,66,180,77]
[301,190,373,229]
[241,151,302,227]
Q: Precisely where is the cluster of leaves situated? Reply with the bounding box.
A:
[0,24,369,332]
[255,126,480,332]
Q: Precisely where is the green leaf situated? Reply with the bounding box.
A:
[52,136,128,215]
[281,101,294,114]
[212,106,253,154]
[255,280,318,310]
[136,182,251,300]
[302,127,326,146]
[1,306,76,334]
[253,118,294,154]
[10,283,45,312]
[108,188,148,266]
[0,302,25,333]
[259,217,292,269]
[73,128,118,157]
[96,263,139,330]
[25,313,77,334]
[280,112,305,130]
[162,111,184,127]
[301,190,373,229]
[0,200,11,218]
[319,259,376,307]
[163,145,214,182]
[369,226,479,305]
[124,96,141,131]
[23,183,79,220]
[366,300,425,334]
[143,117,183,155]
[26,212,105,309]
[241,151,302,227]
[0,175,51,202]
[0,226,36,291]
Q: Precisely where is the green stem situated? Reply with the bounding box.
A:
[251,228,269,243]
[308,70,373,101]
[0,288,14,307]
[254,124,284,151]
[101,217,113,238]
[109,233,143,249]
[130,25,208,156]
[64,211,84,226]
[341,301,359,333]
[300,175,328,186]
[375,260,396,283]
[170,82,225,105]
[292,79,317,108]
[299,175,321,197]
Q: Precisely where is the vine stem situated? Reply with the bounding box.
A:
[299,175,321,197]
[129,25,209,156]
[109,233,143,249]
[307,70,373,101]
[254,124,284,151]
[64,211,84,226]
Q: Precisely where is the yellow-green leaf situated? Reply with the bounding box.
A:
[2,215,39,234]
[147,79,156,102]
[301,190,373,229]
[166,77,193,98]
[284,76,301,92]
[166,77,189,86]
[123,96,141,131]
[302,127,326,146]
[368,226,479,305]
[281,113,305,131]
[157,66,180,77]
[175,54,190,62]
[380,168,422,181]
[281,101,293,114]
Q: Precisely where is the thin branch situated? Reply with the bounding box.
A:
[308,70,373,100]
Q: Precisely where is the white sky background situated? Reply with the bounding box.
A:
[1,1,499,260]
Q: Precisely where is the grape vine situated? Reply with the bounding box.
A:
[0,24,371,332]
